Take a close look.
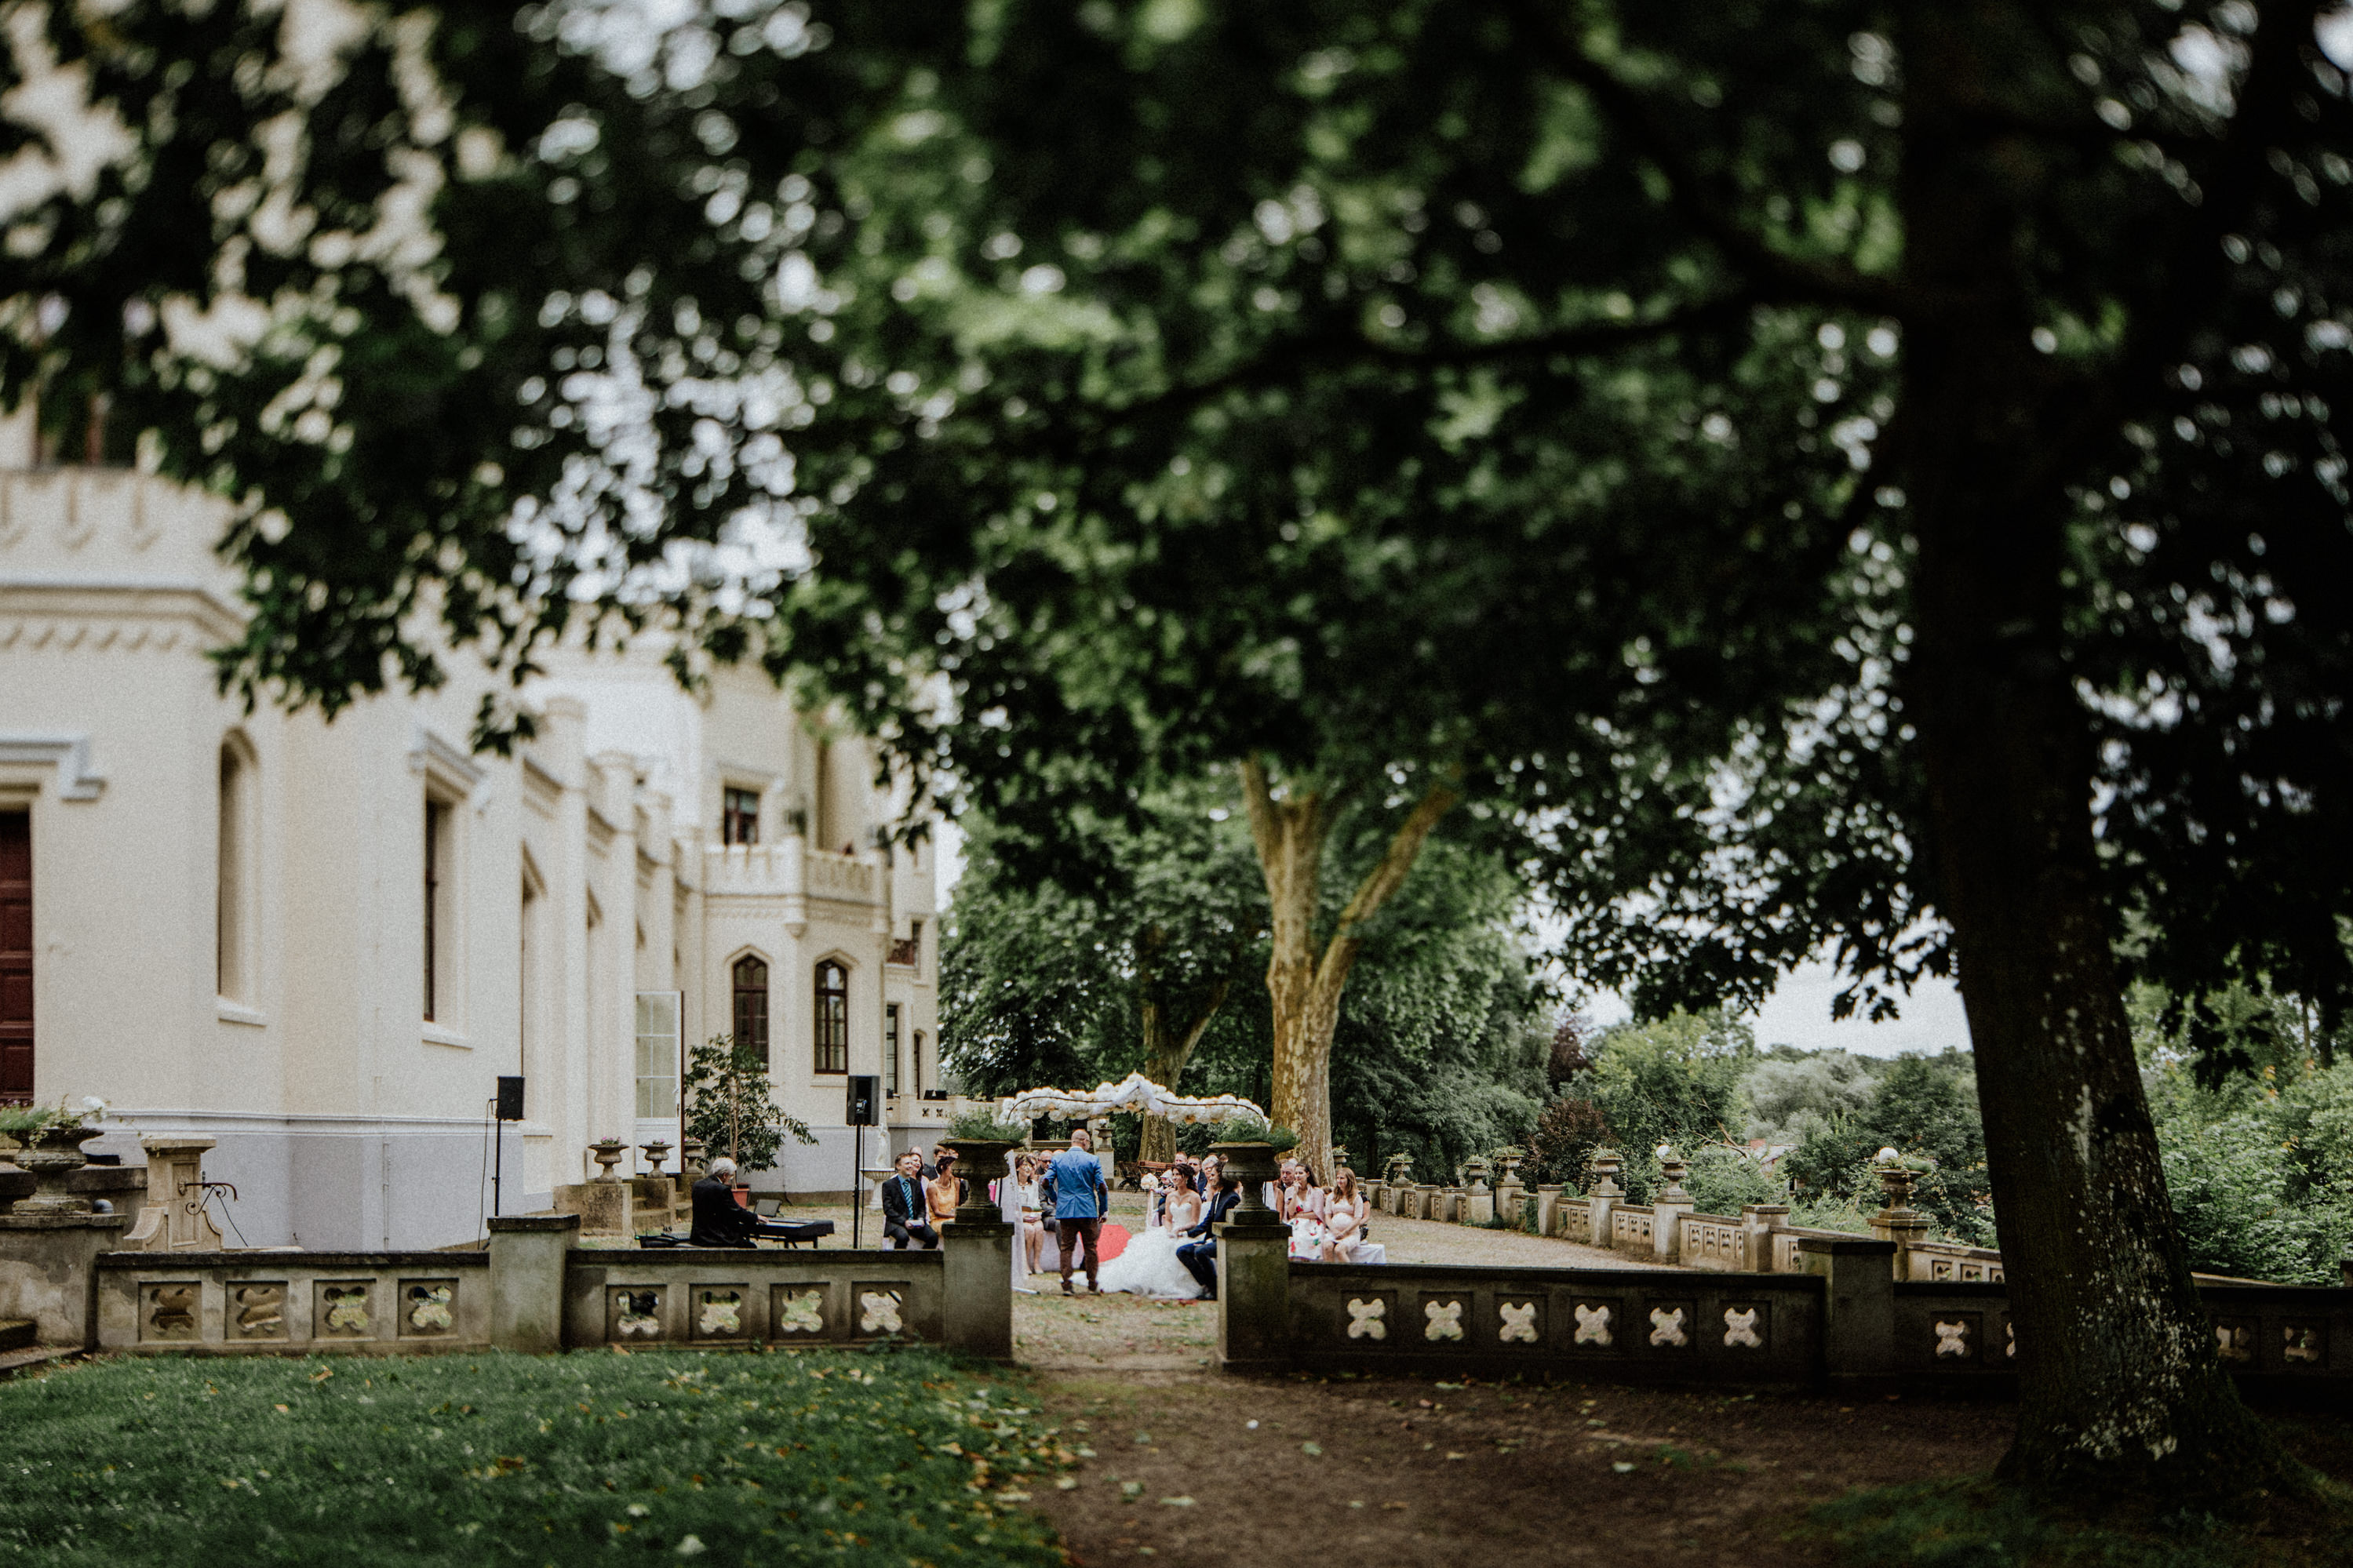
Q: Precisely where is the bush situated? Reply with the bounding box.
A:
[1681,1144,1784,1216]
[1528,1097,1611,1189]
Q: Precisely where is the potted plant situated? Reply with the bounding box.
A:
[942,1108,1028,1222]
[1208,1111,1297,1218]
[5,1097,110,1214]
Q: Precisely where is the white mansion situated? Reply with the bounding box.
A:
[0,417,943,1248]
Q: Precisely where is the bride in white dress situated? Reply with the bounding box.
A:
[1098,1166,1205,1299]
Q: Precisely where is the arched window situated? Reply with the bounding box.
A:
[732,955,770,1068]
[813,960,849,1074]
[217,740,255,1002]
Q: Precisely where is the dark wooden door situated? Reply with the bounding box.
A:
[0,812,30,1104]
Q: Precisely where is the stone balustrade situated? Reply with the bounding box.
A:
[6,1211,1013,1362]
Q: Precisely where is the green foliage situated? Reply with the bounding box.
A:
[681,1035,813,1173]
[1811,1476,2274,1568]
[1527,1097,1612,1191]
[941,784,1266,1099]
[1680,1144,1783,1218]
[2142,1052,2353,1286]
[1578,1010,1751,1202]
[1210,1112,1299,1152]
[1780,1052,1992,1247]
[947,1108,1029,1141]
[0,1351,1065,1565]
[1742,1050,1880,1145]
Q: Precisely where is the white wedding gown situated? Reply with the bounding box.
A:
[1098,1208,1205,1299]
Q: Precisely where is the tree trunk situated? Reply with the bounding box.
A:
[1897,10,2293,1501]
[1134,968,1232,1163]
[1240,755,1457,1177]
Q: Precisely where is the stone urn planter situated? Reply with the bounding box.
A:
[589,1138,629,1182]
[639,1140,673,1177]
[1208,1141,1280,1219]
[1655,1144,1691,1204]
[940,1138,1022,1222]
[1462,1155,1492,1194]
[13,1121,106,1215]
[1586,1147,1626,1199]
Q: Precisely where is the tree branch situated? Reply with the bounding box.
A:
[1313,780,1461,999]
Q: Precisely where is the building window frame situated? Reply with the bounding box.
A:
[813,959,850,1075]
[731,953,770,1069]
[884,1002,901,1097]
[216,733,259,1006]
[721,785,761,847]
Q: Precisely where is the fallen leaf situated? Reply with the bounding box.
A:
[1301,1442,1324,1457]
[1159,1496,1196,1508]
[1382,1501,1409,1512]
[1612,1461,1637,1475]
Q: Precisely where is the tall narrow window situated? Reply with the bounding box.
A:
[732,955,770,1068]
[721,787,760,846]
[0,812,31,1105]
[912,1030,927,1097]
[884,1002,901,1097]
[423,798,453,1021]
[814,960,849,1074]
[216,743,251,1001]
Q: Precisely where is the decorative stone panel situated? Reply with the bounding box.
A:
[691,1286,749,1341]
[398,1279,458,1337]
[315,1280,377,1340]
[1342,1293,1392,1342]
[609,1286,666,1342]
[1645,1301,1694,1349]
[229,1282,289,1341]
[140,1282,202,1343]
[1570,1298,1618,1349]
[1495,1296,1543,1346]
[853,1283,908,1337]
[770,1285,827,1338]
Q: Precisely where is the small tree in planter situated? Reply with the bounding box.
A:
[683,1035,814,1176]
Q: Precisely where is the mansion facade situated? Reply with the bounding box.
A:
[0,420,942,1249]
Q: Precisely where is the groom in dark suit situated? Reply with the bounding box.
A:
[1175,1174,1240,1298]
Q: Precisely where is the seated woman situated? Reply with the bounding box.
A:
[926,1153,964,1230]
[1098,1166,1204,1298]
[1280,1160,1327,1223]
[1319,1167,1386,1264]
[1014,1154,1047,1273]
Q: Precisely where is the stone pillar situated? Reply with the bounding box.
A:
[0,1213,130,1348]
[1740,1203,1791,1272]
[1586,1148,1624,1250]
[121,1137,225,1251]
[1214,1213,1292,1374]
[1799,1235,1898,1392]
[1494,1169,1525,1230]
[1652,1145,1692,1262]
[1868,1151,1931,1278]
[489,1213,580,1354]
[1411,1184,1437,1221]
[1535,1184,1562,1239]
[942,1214,1015,1361]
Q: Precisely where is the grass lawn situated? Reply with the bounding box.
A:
[0,1348,1072,1566]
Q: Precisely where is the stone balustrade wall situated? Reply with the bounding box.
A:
[11,1212,1013,1361]
[97,1251,492,1354]
[564,1249,944,1349]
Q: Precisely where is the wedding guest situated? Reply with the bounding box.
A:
[1175,1174,1240,1298]
[926,1152,963,1228]
[880,1151,938,1251]
[1044,1127,1111,1295]
[1320,1167,1385,1264]
[1014,1154,1047,1272]
[1162,1165,1203,1233]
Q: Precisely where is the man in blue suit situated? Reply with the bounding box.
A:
[1043,1128,1110,1295]
[1176,1174,1240,1299]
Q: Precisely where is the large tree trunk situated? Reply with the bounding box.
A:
[1133,925,1233,1165]
[1897,10,2293,1501]
[1240,755,1457,1177]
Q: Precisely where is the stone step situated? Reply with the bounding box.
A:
[0,1319,35,1353]
[0,1344,78,1383]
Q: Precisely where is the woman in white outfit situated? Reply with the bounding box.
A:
[1320,1168,1386,1264]
[1097,1165,1204,1298]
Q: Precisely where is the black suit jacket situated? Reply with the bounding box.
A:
[880,1174,928,1228]
[689,1177,759,1247]
[1183,1191,1239,1241]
